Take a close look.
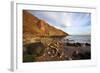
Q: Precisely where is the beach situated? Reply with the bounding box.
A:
[23,35,91,62]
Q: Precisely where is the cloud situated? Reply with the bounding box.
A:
[28,10,91,35]
[70,13,91,27]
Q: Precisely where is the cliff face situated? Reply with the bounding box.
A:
[23,10,69,62]
[23,10,68,42]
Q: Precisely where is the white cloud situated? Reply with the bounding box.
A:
[28,10,91,35]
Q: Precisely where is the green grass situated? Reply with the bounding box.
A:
[23,48,45,62]
[23,55,36,62]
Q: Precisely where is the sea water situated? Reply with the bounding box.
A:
[64,35,91,43]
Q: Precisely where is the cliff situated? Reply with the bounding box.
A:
[23,10,68,42]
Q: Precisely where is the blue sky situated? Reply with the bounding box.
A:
[28,10,91,35]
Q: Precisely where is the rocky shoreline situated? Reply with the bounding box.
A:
[23,37,91,62]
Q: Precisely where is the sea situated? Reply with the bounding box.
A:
[64,35,91,43]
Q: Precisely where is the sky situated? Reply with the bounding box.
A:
[28,10,91,35]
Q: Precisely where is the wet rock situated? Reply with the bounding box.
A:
[26,42,45,56]
[85,43,90,46]
[75,42,81,47]
[37,40,65,61]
